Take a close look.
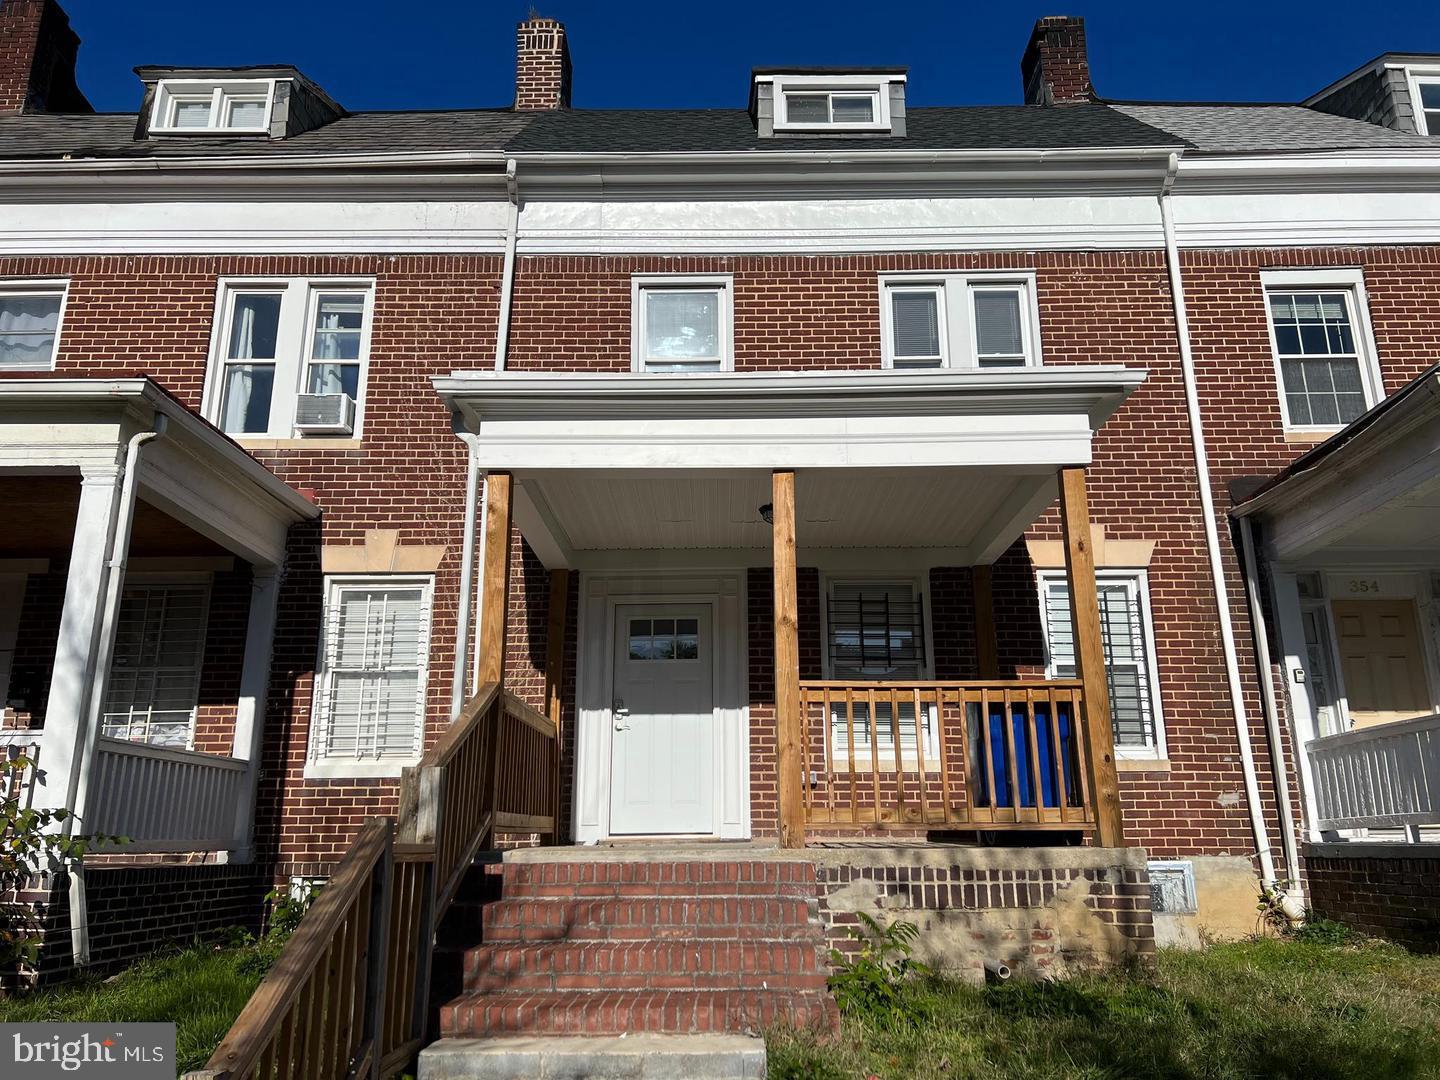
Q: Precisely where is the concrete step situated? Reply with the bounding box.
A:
[481,895,820,943]
[417,1033,767,1080]
[465,938,828,993]
[440,987,839,1038]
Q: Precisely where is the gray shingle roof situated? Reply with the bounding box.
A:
[1108,103,1435,152]
[0,100,1433,162]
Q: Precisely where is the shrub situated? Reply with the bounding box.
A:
[827,913,931,1029]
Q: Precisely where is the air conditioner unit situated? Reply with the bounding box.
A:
[294,393,356,435]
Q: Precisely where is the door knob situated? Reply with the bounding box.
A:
[614,701,630,731]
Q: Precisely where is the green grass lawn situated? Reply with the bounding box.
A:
[0,943,268,1074]
[768,936,1440,1080]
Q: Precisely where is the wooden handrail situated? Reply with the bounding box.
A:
[188,681,560,1080]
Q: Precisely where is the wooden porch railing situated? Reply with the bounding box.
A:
[186,682,559,1080]
[800,679,1094,831]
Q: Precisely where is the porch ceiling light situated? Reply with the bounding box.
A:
[758,503,774,525]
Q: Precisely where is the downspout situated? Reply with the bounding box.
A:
[69,414,168,965]
[1239,516,1305,906]
[494,158,520,371]
[451,421,483,722]
[1158,153,1285,900]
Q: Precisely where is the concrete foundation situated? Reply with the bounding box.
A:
[417,1035,767,1080]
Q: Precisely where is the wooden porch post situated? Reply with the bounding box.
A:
[773,470,805,849]
[1058,466,1126,848]
[477,472,513,690]
[972,564,1000,680]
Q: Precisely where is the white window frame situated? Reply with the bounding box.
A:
[1403,66,1440,136]
[1260,268,1385,434]
[819,573,939,766]
[307,574,434,779]
[149,79,277,135]
[879,271,1042,370]
[1036,568,1168,761]
[0,279,69,372]
[100,573,213,750]
[201,277,375,440]
[630,274,734,374]
[766,74,899,133]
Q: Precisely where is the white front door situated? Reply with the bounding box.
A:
[609,604,714,835]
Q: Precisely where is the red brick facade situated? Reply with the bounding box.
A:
[9,242,1440,882]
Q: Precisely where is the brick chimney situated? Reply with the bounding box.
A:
[1021,16,1093,106]
[514,15,571,110]
[0,0,91,114]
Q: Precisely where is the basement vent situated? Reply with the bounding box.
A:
[294,392,356,435]
[1148,860,1197,914]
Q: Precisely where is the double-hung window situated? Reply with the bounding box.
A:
[101,582,210,748]
[206,278,373,439]
[1038,570,1166,759]
[631,275,733,373]
[824,578,934,761]
[881,273,1040,370]
[0,282,67,371]
[309,577,433,778]
[1261,269,1383,431]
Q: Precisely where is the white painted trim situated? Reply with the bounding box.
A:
[1035,567,1169,761]
[573,569,749,844]
[1271,572,1327,839]
[767,74,899,134]
[629,274,734,374]
[200,276,376,441]
[0,277,69,373]
[1259,267,1386,436]
[1404,67,1440,137]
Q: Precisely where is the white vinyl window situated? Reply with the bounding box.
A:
[1038,570,1166,759]
[204,278,374,439]
[1406,71,1440,136]
[0,282,67,371]
[150,79,275,134]
[881,273,1040,370]
[783,90,880,127]
[101,582,210,748]
[631,275,733,373]
[309,577,433,778]
[1261,269,1384,432]
[823,578,935,760]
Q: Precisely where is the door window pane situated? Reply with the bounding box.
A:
[627,616,700,661]
[0,292,63,369]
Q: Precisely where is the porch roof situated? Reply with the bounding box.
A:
[0,378,319,567]
[1234,364,1440,566]
[436,368,1146,570]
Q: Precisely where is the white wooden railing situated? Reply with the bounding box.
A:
[1308,713,1440,833]
[87,737,249,852]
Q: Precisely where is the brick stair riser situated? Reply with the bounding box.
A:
[500,862,818,893]
[480,896,820,943]
[440,989,839,1038]
[465,940,827,993]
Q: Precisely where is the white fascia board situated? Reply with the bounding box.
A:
[0,378,319,523]
[1171,150,1440,194]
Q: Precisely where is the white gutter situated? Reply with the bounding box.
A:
[1159,152,1283,898]
[68,414,168,966]
[451,425,483,722]
[1239,516,1305,904]
[495,158,520,371]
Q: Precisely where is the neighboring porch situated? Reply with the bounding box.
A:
[0,378,317,965]
[1236,362,1440,848]
[437,367,1145,850]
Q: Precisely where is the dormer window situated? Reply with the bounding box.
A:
[752,70,907,138]
[150,79,275,134]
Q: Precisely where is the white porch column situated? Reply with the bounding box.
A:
[229,565,281,862]
[35,466,123,819]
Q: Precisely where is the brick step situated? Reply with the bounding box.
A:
[440,988,839,1038]
[498,860,819,899]
[481,896,820,943]
[464,938,828,993]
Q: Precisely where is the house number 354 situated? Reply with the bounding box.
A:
[1348,579,1381,593]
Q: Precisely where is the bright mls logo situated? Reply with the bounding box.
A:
[2,1024,174,1078]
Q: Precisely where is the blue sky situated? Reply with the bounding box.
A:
[61,0,1440,114]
